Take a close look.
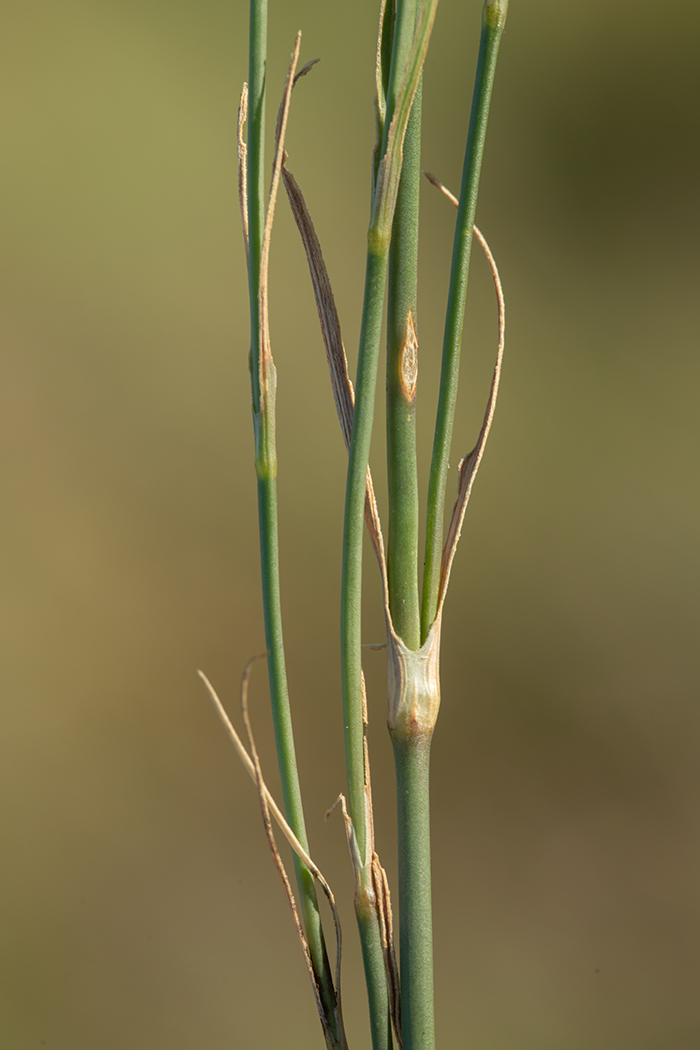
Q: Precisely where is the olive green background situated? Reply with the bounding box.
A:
[1,1,699,1047]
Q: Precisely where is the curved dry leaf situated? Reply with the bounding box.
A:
[199,665,347,1050]
[422,170,506,617]
[238,82,249,260]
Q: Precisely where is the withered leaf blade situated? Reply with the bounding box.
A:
[199,663,348,1050]
[422,173,506,615]
[238,82,249,261]
[282,159,390,606]
[257,33,302,411]
[281,162,354,450]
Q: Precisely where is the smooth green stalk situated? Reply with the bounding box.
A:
[341,5,438,1046]
[247,4,341,1043]
[255,478,340,1042]
[341,246,388,870]
[384,0,420,130]
[343,0,438,895]
[340,244,394,1050]
[357,869,394,1050]
[421,0,508,641]
[392,733,434,1050]
[247,0,266,411]
[387,78,422,652]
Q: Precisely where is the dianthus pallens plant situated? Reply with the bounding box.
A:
[201,2,508,1048]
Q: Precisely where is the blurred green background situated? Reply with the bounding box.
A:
[1,1,699,1047]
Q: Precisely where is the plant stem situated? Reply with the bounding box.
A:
[386,74,422,652]
[357,867,395,1050]
[392,733,434,1050]
[247,4,341,1043]
[340,246,393,1050]
[341,245,387,869]
[421,0,508,641]
[341,5,439,1047]
[247,0,266,411]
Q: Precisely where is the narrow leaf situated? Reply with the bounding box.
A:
[199,665,347,1050]
[422,172,505,615]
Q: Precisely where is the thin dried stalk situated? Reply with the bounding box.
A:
[199,666,347,1050]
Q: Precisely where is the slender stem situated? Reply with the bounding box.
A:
[421,0,508,641]
[247,0,266,413]
[392,733,434,1050]
[341,245,394,1050]
[341,247,387,868]
[386,77,422,652]
[341,4,438,1045]
[357,869,394,1050]
[384,0,419,136]
[247,4,341,1043]
[255,477,340,1041]
[343,0,436,887]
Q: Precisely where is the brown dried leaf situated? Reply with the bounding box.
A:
[238,82,249,261]
[199,664,347,1050]
[438,225,504,611]
[281,159,390,605]
[257,33,302,408]
[422,171,506,616]
[372,853,402,1049]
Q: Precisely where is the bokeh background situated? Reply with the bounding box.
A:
[1,1,699,1047]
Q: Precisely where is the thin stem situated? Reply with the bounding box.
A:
[247,5,341,1044]
[392,733,434,1050]
[341,245,387,871]
[357,869,395,1050]
[247,0,266,413]
[341,246,394,1050]
[341,7,439,1048]
[384,0,419,137]
[255,479,340,1041]
[387,76,422,652]
[421,0,508,641]
[342,0,437,892]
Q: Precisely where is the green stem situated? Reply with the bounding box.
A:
[387,77,422,652]
[256,476,340,1042]
[341,245,393,1050]
[341,4,438,1045]
[247,3,341,1044]
[357,868,395,1050]
[421,0,508,641]
[247,0,266,412]
[341,243,388,869]
[392,733,434,1050]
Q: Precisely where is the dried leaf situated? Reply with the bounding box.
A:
[199,665,347,1050]
[281,159,390,606]
[238,82,249,260]
[422,170,506,616]
[257,33,302,410]
[372,853,402,1049]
